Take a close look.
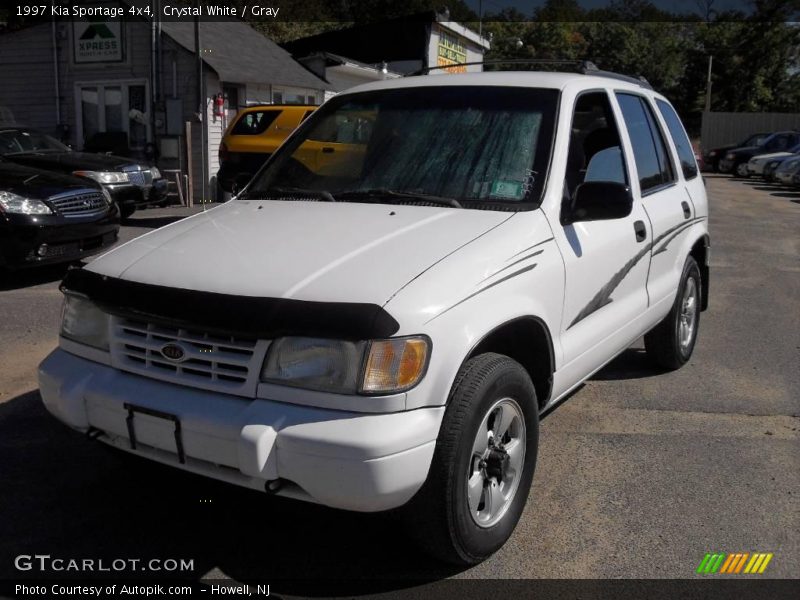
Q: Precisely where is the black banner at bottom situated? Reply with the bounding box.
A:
[2,578,800,600]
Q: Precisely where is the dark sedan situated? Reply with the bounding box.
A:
[718,131,800,177]
[703,132,769,172]
[0,160,119,269]
[0,126,167,218]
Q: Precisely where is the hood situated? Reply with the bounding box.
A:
[728,145,759,156]
[708,144,736,154]
[87,199,514,305]
[751,151,793,163]
[5,151,139,173]
[0,161,100,199]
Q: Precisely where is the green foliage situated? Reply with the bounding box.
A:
[480,0,800,135]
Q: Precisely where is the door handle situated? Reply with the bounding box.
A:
[633,220,647,242]
[321,147,335,154]
[681,200,692,219]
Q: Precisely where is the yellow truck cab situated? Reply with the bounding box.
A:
[218,104,316,192]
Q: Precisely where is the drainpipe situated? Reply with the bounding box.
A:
[150,10,157,158]
[50,4,61,129]
[195,10,206,208]
[156,0,163,102]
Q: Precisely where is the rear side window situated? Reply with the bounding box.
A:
[616,93,675,193]
[656,100,698,180]
[231,110,281,135]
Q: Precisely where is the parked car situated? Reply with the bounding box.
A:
[746,143,800,178]
[217,104,317,194]
[719,131,800,177]
[0,159,119,270]
[774,156,800,186]
[0,126,167,218]
[762,152,800,182]
[703,132,769,172]
[39,71,709,565]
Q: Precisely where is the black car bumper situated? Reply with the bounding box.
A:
[0,207,120,269]
[105,178,167,206]
[105,183,143,210]
[148,178,168,203]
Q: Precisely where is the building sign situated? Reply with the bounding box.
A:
[437,30,467,73]
[73,18,124,63]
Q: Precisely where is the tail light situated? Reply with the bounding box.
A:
[219,141,228,163]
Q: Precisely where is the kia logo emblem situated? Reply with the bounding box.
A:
[160,343,186,362]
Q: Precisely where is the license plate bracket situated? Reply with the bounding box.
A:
[123,403,186,464]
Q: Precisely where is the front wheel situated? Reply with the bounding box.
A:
[735,162,751,178]
[404,353,539,565]
[645,256,702,370]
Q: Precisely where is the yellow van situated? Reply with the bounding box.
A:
[218,104,316,192]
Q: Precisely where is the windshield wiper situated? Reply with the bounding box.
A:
[334,188,462,208]
[254,186,336,202]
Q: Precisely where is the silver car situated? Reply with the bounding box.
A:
[774,156,800,185]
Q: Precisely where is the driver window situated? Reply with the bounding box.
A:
[563,91,628,211]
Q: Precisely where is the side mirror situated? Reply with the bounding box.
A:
[565,181,633,224]
[232,172,252,196]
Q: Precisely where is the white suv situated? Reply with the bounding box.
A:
[39,71,709,565]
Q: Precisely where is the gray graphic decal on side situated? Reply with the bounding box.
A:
[568,217,705,329]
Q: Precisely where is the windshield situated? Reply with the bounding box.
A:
[744,133,768,147]
[0,129,69,155]
[241,86,558,210]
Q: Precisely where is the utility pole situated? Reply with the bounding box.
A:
[704,55,713,113]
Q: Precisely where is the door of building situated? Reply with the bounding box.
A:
[75,81,150,154]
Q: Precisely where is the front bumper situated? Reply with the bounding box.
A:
[147,178,168,203]
[39,349,442,512]
[747,162,765,175]
[0,209,119,268]
[105,183,143,209]
[718,159,734,173]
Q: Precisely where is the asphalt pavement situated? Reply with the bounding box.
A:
[0,178,797,589]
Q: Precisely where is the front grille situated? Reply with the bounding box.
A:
[111,318,269,396]
[126,170,153,187]
[48,191,108,217]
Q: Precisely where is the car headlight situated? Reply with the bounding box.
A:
[0,190,52,214]
[150,166,161,179]
[261,335,430,394]
[725,153,735,160]
[60,294,110,350]
[73,170,129,184]
[361,337,430,393]
[708,150,717,157]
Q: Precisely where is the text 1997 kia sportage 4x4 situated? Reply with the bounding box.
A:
[40,70,709,565]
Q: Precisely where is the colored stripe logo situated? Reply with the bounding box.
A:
[697,552,773,574]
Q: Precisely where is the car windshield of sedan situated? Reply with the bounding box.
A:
[0,129,69,155]
[241,86,558,209]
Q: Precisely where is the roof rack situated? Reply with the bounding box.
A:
[406,59,653,90]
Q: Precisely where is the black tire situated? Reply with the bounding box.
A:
[119,204,136,219]
[734,161,750,178]
[404,353,539,565]
[645,256,702,370]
